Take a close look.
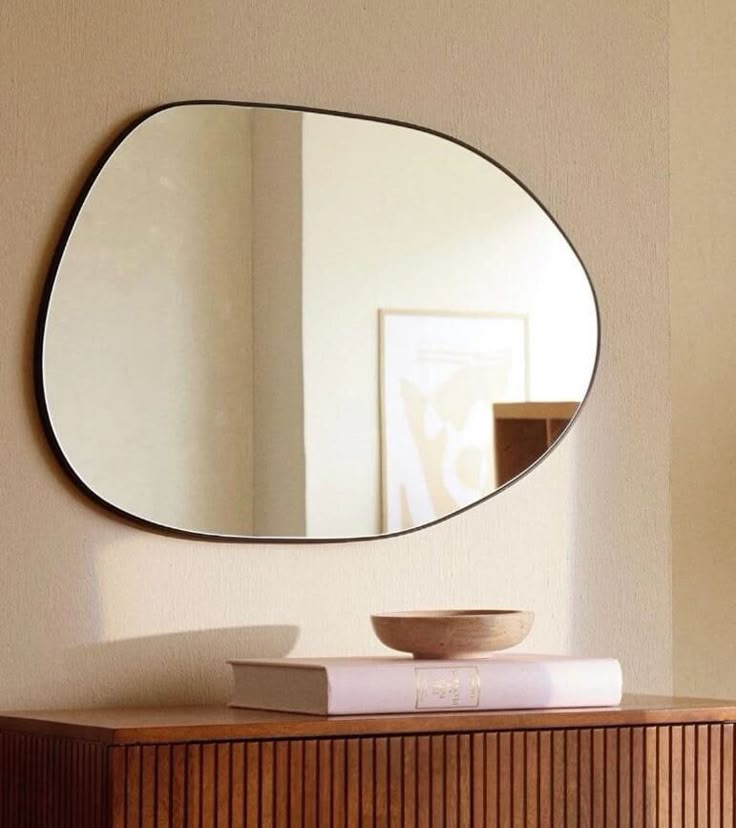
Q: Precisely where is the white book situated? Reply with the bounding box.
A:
[228,654,623,716]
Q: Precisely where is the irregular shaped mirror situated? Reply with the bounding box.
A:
[37,103,598,540]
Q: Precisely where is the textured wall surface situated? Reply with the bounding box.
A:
[0,0,670,708]
[671,0,736,697]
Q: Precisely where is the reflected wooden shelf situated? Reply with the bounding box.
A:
[494,401,579,486]
[1,696,735,824]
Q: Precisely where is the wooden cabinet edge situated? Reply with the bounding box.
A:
[2,710,735,826]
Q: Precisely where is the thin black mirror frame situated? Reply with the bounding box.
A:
[34,100,601,544]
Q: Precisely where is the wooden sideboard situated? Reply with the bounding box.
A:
[1,696,734,826]
[494,402,578,487]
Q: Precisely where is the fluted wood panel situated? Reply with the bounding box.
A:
[3,722,734,825]
[0,730,107,827]
[104,724,734,826]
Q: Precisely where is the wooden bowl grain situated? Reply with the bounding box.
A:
[370,609,534,659]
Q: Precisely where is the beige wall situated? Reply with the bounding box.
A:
[671,0,736,697]
[0,0,670,708]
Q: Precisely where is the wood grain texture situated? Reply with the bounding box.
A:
[494,403,577,487]
[0,729,108,826]
[4,716,735,825]
[2,696,734,744]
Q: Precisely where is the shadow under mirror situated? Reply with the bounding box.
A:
[37,102,599,541]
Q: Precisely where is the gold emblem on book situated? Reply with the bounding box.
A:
[415,667,481,709]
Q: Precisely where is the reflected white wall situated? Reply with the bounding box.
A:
[43,106,257,534]
[301,115,596,537]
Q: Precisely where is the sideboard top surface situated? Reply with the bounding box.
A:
[1,695,735,745]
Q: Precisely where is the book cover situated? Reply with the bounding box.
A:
[228,654,623,716]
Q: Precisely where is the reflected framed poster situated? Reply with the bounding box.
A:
[379,309,528,533]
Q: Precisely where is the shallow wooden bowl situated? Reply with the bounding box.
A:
[370,609,534,659]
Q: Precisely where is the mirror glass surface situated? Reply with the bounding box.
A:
[38,104,598,540]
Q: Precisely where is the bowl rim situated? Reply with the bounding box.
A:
[371,609,533,620]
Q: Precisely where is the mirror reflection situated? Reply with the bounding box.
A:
[39,104,598,539]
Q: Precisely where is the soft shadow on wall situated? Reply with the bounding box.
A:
[65,625,298,707]
[569,371,672,695]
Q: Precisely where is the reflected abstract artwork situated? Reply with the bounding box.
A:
[380,310,527,532]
